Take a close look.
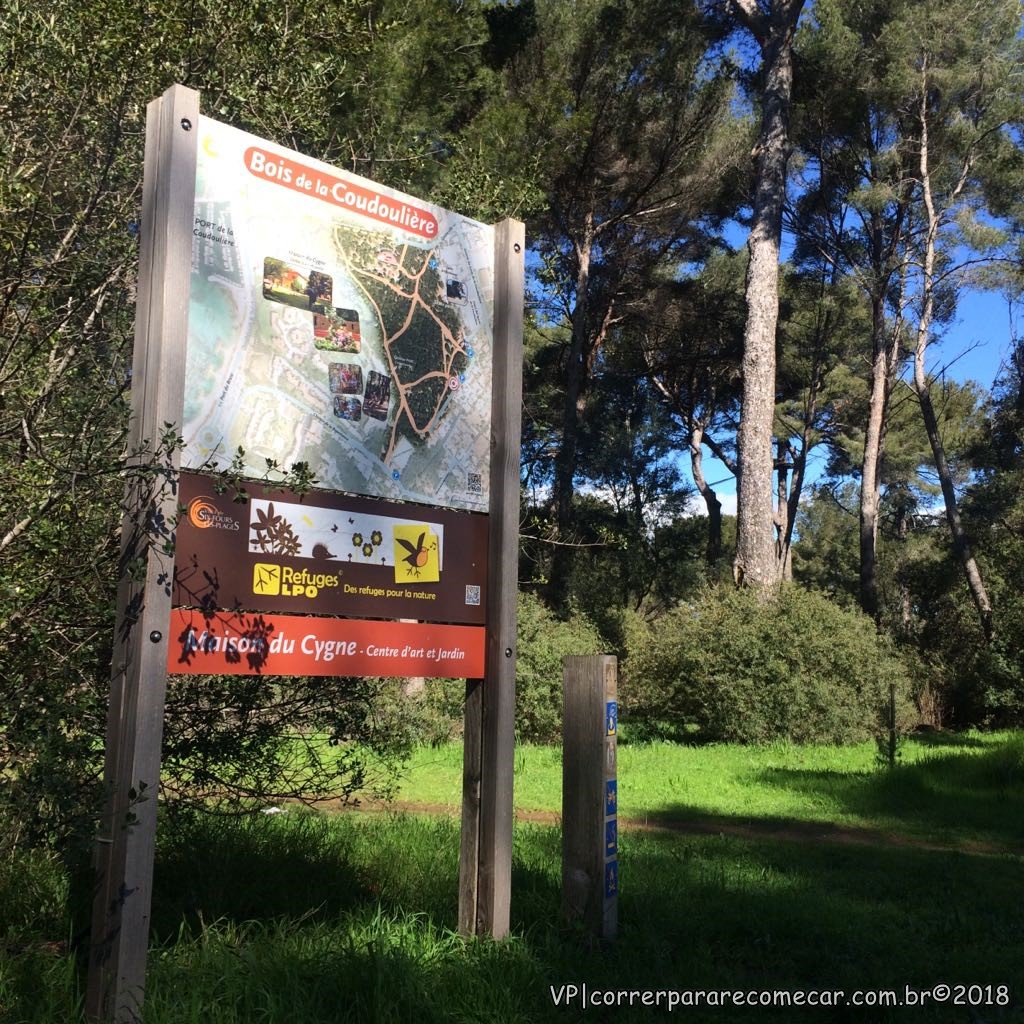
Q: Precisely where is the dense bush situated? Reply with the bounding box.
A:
[515,592,605,743]
[334,593,606,750]
[623,585,915,745]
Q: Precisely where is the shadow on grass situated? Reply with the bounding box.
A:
[908,730,990,750]
[149,811,433,939]
[116,810,1024,1023]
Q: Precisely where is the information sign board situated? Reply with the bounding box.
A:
[185,117,495,512]
[88,86,522,1024]
[168,608,484,678]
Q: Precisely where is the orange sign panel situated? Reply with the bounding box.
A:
[168,609,485,678]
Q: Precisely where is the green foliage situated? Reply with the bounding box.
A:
[967,345,1024,723]
[924,342,1024,726]
[524,493,710,635]
[514,591,604,743]
[0,846,69,949]
[624,585,915,745]
[792,483,861,606]
[0,0,520,855]
[506,0,745,611]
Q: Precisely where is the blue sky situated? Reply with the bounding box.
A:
[945,287,1018,391]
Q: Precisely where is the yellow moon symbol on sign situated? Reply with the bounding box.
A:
[202,134,218,159]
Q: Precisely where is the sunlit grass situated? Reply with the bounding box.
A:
[391,731,1024,848]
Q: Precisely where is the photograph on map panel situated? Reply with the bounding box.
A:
[333,396,362,421]
[314,307,361,352]
[328,363,363,395]
[363,370,391,420]
[262,257,332,313]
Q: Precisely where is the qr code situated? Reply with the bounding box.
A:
[467,472,482,494]
[465,585,481,606]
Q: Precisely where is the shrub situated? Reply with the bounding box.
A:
[515,592,605,743]
[349,594,607,749]
[623,585,915,745]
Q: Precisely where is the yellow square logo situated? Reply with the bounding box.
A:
[252,563,282,595]
[393,526,439,583]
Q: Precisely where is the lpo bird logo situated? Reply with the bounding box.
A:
[392,526,439,583]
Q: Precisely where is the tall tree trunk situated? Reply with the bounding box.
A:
[893,494,913,638]
[911,77,994,641]
[857,174,910,625]
[729,0,805,590]
[859,288,889,621]
[914,379,993,639]
[548,216,594,613]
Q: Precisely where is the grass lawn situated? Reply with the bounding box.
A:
[392,731,1024,850]
[2,733,1023,1022]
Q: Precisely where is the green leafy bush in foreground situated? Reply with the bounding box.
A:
[623,584,915,744]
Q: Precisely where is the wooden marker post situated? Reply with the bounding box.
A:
[562,655,618,941]
[85,84,198,1023]
[458,219,525,939]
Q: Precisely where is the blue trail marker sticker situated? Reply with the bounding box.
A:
[605,700,617,736]
[605,818,617,857]
[605,859,618,898]
[605,779,617,816]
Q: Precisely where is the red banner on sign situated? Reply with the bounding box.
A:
[244,146,439,238]
[167,609,485,678]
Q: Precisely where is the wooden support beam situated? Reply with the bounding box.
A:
[85,83,198,1023]
[458,218,525,938]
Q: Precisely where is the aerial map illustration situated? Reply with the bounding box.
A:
[183,117,495,512]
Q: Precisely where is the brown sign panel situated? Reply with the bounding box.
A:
[173,472,487,624]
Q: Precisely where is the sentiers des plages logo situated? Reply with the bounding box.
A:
[187,496,240,531]
[252,563,340,600]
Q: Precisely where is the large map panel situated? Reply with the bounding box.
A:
[184,117,494,512]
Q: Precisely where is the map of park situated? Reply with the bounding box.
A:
[182,118,494,513]
[333,225,472,467]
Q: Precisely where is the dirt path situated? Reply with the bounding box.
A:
[311,798,1023,859]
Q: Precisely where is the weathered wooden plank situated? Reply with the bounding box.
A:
[562,654,618,941]
[86,83,198,1023]
[457,218,524,938]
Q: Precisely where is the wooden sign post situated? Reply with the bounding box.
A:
[458,219,524,939]
[562,655,618,941]
[86,84,198,1023]
[85,84,523,1020]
